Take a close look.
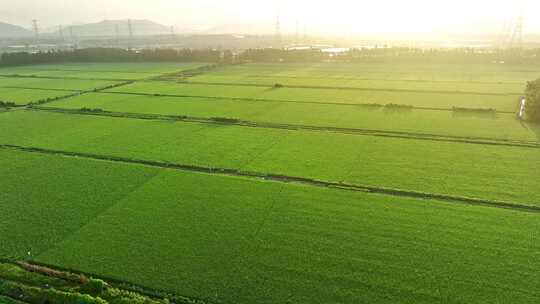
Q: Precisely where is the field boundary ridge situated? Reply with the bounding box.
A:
[31,107,540,149]
[1,143,538,213]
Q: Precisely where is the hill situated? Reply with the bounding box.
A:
[0,21,33,38]
[64,19,171,37]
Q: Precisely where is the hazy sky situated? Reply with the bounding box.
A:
[1,0,538,35]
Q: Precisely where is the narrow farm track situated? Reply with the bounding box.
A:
[32,107,540,149]
[1,143,538,213]
[179,80,523,96]
[100,90,517,114]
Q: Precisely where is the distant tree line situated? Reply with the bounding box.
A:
[5,47,540,67]
[239,47,540,64]
[525,79,540,122]
[0,48,232,67]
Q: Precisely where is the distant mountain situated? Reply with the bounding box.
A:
[0,21,33,38]
[63,19,171,37]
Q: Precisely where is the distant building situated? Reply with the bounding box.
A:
[518,97,526,119]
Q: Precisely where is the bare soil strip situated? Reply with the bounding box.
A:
[32,107,540,149]
[1,143,538,213]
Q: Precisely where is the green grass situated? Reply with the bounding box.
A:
[1,149,537,304]
[0,62,208,80]
[109,81,521,111]
[1,110,539,206]
[48,92,540,142]
[0,77,121,91]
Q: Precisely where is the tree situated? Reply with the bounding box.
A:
[525,79,540,122]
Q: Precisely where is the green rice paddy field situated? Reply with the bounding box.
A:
[1,61,539,303]
[108,81,521,111]
[48,92,540,141]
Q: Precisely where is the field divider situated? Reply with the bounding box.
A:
[1,143,538,213]
[31,107,540,149]
[235,74,526,85]
[0,74,133,82]
[99,90,517,114]
[175,80,523,96]
[0,86,80,92]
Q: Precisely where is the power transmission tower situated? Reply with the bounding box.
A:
[69,26,75,42]
[115,24,120,46]
[510,11,524,48]
[32,19,39,43]
[275,11,281,43]
[295,19,300,44]
[127,19,134,50]
[58,25,65,42]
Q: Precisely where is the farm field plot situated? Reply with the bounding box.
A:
[0,77,121,91]
[48,92,540,142]
[0,87,77,105]
[0,62,207,80]
[110,81,520,111]
[1,110,539,206]
[188,63,536,93]
[200,62,540,82]
[1,149,538,304]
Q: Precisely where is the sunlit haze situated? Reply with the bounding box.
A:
[1,0,539,36]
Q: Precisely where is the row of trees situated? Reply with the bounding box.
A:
[0,48,232,67]
[4,47,540,66]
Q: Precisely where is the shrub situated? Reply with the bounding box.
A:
[384,103,413,110]
[210,117,240,123]
[80,108,105,113]
[452,107,496,114]
[0,101,16,108]
[525,79,540,122]
[273,83,284,88]
[81,278,108,295]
